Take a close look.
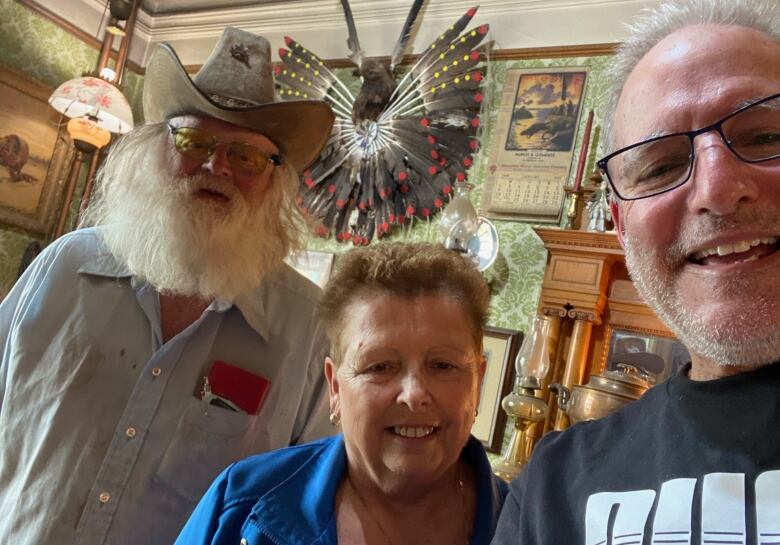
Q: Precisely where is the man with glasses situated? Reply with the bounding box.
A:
[492,1,780,542]
[0,28,335,545]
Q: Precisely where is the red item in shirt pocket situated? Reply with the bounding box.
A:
[203,361,271,415]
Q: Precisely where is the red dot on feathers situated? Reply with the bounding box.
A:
[328,185,336,193]
[470,51,480,61]
[456,172,466,181]
[443,185,452,194]
[428,166,437,175]
[398,171,408,181]
[284,36,293,46]
[420,118,430,127]
[434,198,443,208]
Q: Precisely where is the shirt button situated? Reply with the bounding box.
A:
[151,367,162,377]
[125,427,136,438]
[99,492,111,503]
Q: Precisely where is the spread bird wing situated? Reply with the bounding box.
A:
[276,5,489,244]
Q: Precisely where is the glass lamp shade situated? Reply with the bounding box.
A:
[514,316,550,389]
[49,76,133,134]
[439,182,479,251]
[67,117,112,150]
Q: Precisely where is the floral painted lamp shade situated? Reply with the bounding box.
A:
[48,76,133,134]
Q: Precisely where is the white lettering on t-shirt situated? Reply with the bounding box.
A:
[584,470,780,545]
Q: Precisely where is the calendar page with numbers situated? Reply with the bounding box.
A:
[480,67,589,223]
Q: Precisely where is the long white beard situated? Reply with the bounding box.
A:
[83,124,302,301]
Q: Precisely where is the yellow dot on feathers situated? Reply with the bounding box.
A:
[299,76,304,81]
[307,81,312,86]
[314,70,320,76]
[439,53,445,59]
[465,74,471,81]
[454,77,461,83]
[450,44,455,50]
[304,93,308,98]
[430,87,437,94]
[442,66,448,72]
[282,69,288,75]
[440,83,446,89]
[305,63,310,68]
[460,37,466,43]
[453,60,459,66]
[295,91,300,96]
[434,72,440,78]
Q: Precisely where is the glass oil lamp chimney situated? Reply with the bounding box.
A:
[439,181,479,253]
[493,316,550,482]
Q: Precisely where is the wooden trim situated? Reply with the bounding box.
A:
[15,0,145,75]
[318,43,617,69]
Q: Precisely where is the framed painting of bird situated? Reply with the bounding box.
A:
[275,0,490,244]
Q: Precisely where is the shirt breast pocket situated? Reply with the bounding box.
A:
[156,397,270,503]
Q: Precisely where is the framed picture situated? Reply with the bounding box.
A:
[480,66,590,224]
[472,326,523,453]
[284,250,335,289]
[0,63,73,235]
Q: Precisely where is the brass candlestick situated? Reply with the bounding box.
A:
[562,187,582,230]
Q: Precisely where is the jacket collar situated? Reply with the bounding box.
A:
[248,435,504,545]
[249,435,347,544]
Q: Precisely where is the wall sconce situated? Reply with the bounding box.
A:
[439,181,500,271]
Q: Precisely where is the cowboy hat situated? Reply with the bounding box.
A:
[143,27,334,172]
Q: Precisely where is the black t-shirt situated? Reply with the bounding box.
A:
[491,362,780,545]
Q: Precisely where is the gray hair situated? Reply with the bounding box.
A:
[603,0,780,153]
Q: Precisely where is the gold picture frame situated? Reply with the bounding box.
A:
[0,63,73,236]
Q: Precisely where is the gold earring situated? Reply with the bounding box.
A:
[329,412,341,426]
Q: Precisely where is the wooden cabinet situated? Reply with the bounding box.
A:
[531,227,677,434]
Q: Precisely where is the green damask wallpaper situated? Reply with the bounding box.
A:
[0,0,611,337]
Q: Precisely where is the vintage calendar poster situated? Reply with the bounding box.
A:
[481,67,588,223]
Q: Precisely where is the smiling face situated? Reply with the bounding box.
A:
[166,114,280,212]
[325,291,485,494]
[611,24,780,373]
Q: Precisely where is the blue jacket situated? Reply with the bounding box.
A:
[175,434,508,545]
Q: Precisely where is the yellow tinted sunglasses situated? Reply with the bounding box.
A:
[168,124,282,173]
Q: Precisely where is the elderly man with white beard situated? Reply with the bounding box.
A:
[491,0,780,543]
[0,28,335,545]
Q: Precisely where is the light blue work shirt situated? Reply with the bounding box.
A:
[0,228,332,545]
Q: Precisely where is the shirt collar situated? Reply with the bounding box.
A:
[77,249,271,340]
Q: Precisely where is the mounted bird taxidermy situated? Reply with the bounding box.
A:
[275,0,490,244]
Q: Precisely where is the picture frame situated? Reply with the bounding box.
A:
[472,326,523,453]
[0,63,73,236]
[284,249,335,289]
